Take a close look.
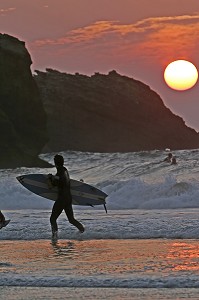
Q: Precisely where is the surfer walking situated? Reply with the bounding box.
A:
[48,154,85,237]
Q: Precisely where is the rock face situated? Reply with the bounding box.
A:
[0,34,49,168]
[35,69,199,152]
[2,33,199,167]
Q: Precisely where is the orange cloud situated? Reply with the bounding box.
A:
[31,14,199,68]
[135,15,199,65]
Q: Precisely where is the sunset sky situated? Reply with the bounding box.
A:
[1,0,199,130]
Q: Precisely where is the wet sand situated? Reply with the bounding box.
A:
[1,287,199,300]
[1,239,199,299]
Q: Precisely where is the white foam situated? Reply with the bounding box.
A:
[1,149,199,211]
[1,274,199,288]
[1,208,199,240]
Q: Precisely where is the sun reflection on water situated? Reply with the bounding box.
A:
[167,241,199,272]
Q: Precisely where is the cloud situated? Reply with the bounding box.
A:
[134,15,199,63]
[0,7,16,16]
[31,14,199,68]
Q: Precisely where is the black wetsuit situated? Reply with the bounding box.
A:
[50,166,84,232]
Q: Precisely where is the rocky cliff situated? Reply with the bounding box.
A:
[2,33,199,167]
[35,69,199,152]
[0,34,49,168]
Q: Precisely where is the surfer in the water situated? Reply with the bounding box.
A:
[171,156,177,165]
[164,152,173,163]
[48,154,85,237]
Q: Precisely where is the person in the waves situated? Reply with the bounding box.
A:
[171,156,177,165]
[164,152,173,163]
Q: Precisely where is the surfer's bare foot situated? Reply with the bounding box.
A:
[79,225,85,233]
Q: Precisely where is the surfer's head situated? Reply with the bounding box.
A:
[54,154,64,166]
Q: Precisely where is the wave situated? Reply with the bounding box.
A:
[1,149,199,210]
[1,173,199,210]
[102,176,199,210]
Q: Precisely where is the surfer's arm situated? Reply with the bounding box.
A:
[47,174,60,186]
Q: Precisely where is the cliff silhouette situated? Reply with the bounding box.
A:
[1,33,199,169]
[35,68,199,153]
[0,34,49,168]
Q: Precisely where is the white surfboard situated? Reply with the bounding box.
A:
[16,174,107,211]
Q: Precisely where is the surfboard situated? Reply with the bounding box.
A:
[0,220,10,230]
[16,174,107,211]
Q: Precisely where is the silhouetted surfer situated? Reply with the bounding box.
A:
[163,153,177,165]
[171,156,177,165]
[48,154,85,238]
[164,152,173,163]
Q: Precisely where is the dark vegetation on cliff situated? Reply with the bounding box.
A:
[1,33,199,168]
[35,68,199,153]
[0,34,49,168]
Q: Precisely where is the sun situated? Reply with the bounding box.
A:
[164,60,198,91]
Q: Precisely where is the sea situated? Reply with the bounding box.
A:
[1,149,199,299]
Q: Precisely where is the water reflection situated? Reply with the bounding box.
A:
[50,239,138,276]
[51,239,78,259]
[1,239,199,281]
[167,241,199,272]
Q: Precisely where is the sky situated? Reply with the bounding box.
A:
[1,0,199,131]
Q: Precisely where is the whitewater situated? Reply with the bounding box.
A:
[1,149,199,299]
[2,149,199,212]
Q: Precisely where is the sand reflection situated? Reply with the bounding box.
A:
[1,239,199,278]
[167,241,199,272]
[51,239,77,259]
[50,239,135,275]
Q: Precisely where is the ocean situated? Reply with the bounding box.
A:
[1,149,199,299]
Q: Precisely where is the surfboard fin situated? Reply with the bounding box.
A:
[104,204,107,214]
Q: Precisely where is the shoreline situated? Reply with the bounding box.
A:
[1,239,199,299]
[1,239,199,284]
[1,287,199,300]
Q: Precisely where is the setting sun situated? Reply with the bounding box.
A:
[164,60,198,91]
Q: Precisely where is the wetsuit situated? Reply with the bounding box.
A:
[50,166,84,232]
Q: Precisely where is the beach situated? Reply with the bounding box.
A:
[1,238,199,299]
[1,150,199,298]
